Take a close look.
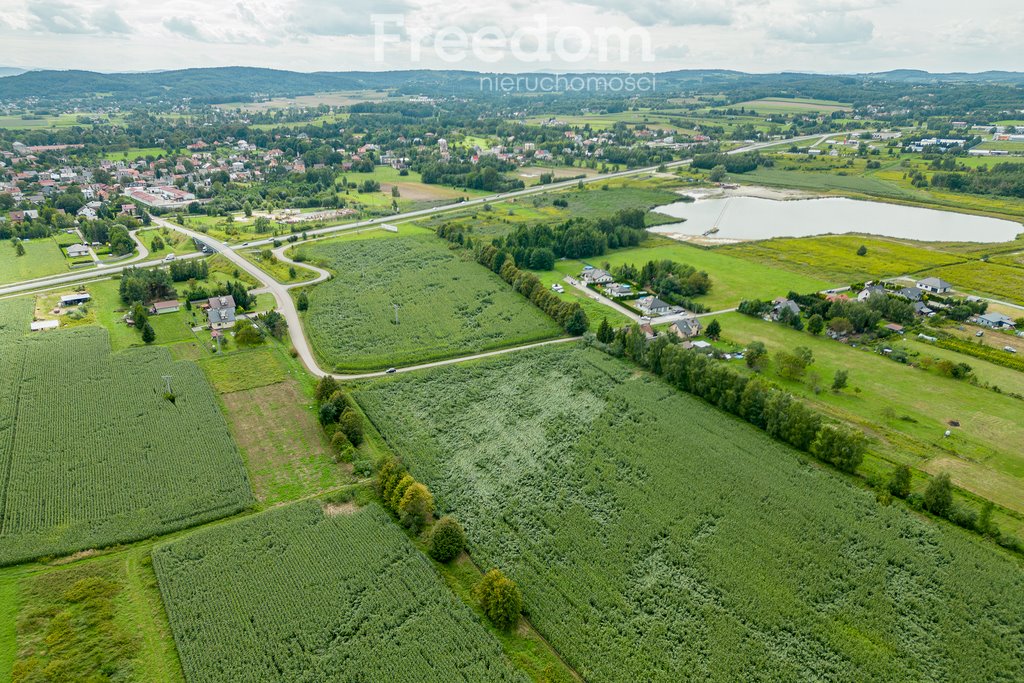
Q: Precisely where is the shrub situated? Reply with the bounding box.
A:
[338,408,364,446]
[428,516,467,563]
[924,472,953,517]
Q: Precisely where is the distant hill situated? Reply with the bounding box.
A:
[0,66,1021,105]
[0,67,26,78]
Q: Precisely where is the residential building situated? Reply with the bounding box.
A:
[916,277,952,294]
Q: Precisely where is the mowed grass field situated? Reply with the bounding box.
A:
[0,237,77,286]
[720,234,969,282]
[300,232,563,372]
[0,545,184,682]
[357,345,1024,682]
[0,299,253,566]
[551,236,834,310]
[715,313,1024,520]
[200,346,353,504]
[153,501,527,683]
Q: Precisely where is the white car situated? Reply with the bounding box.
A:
[164,253,176,261]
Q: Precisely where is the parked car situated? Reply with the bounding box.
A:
[164,253,175,261]
[1005,346,1017,354]
[385,367,397,374]
[975,330,984,337]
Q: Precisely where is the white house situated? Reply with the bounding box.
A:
[636,296,671,316]
[977,312,1016,330]
[916,277,952,294]
[581,268,613,284]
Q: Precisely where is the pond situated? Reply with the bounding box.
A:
[651,195,1023,243]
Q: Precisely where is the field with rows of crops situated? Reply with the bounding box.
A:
[153,501,526,683]
[0,299,253,566]
[300,232,562,371]
[357,345,1024,682]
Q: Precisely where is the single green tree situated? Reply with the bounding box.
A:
[141,321,155,344]
[428,516,467,562]
[14,240,25,256]
[745,341,768,372]
[474,569,523,631]
[888,464,912,498]
[398,482,434,532]
[831,369,849,392]
[807,313,825,335]
[923,472,953,517]
[596,317,614,344]
[338,408,364,446]
[564,305,589,335]
[296,291,309,311]
[705,318,721,340]
[857,245,868,257]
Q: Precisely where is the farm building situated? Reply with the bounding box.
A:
[151,300,181,315]
[635,296,671,316]
[916,277,952,294]
[59,293,91,307]
[66,243,91,258]
[29,319,59,332]
[976,312,1016,330]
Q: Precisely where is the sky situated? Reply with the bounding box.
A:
[1,0,1022,74]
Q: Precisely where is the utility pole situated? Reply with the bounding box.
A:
[161,375,173,394]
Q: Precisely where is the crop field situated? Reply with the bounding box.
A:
[553,237,833,309]
[153,501,526,682]
[301,233,562,371]
[0,545,184,682]
[716,313,1024,519]
[922,260,1024,304]
[0,299,253,565]
[733,97,851,114]
[0,237,75,286]
[720,235,968,282]
[357,345,1024,682]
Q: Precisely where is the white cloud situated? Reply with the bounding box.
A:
[574,0,734,27]
[27,0,130,35]
[767,10,873,44]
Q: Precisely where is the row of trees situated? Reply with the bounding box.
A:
[374,455,523,630]
[593,325,867,473]
[472,244,589,334]
[314,377,365,463]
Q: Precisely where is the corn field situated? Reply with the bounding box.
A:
[153,502,526,683]
[0,299,253,565]
[356,345,1024,683]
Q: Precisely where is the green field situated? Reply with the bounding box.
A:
[301,232,563,371]
[0,300,253,566]
[552,236,834,309]
[0,545,184,682]
[153,501,526,683]
[357,345,1024,682]
[0,237,77,285]
[721,234,968,282]
[922,260,1024,304]
[733,97,851,114]
[715,313,1024,519]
